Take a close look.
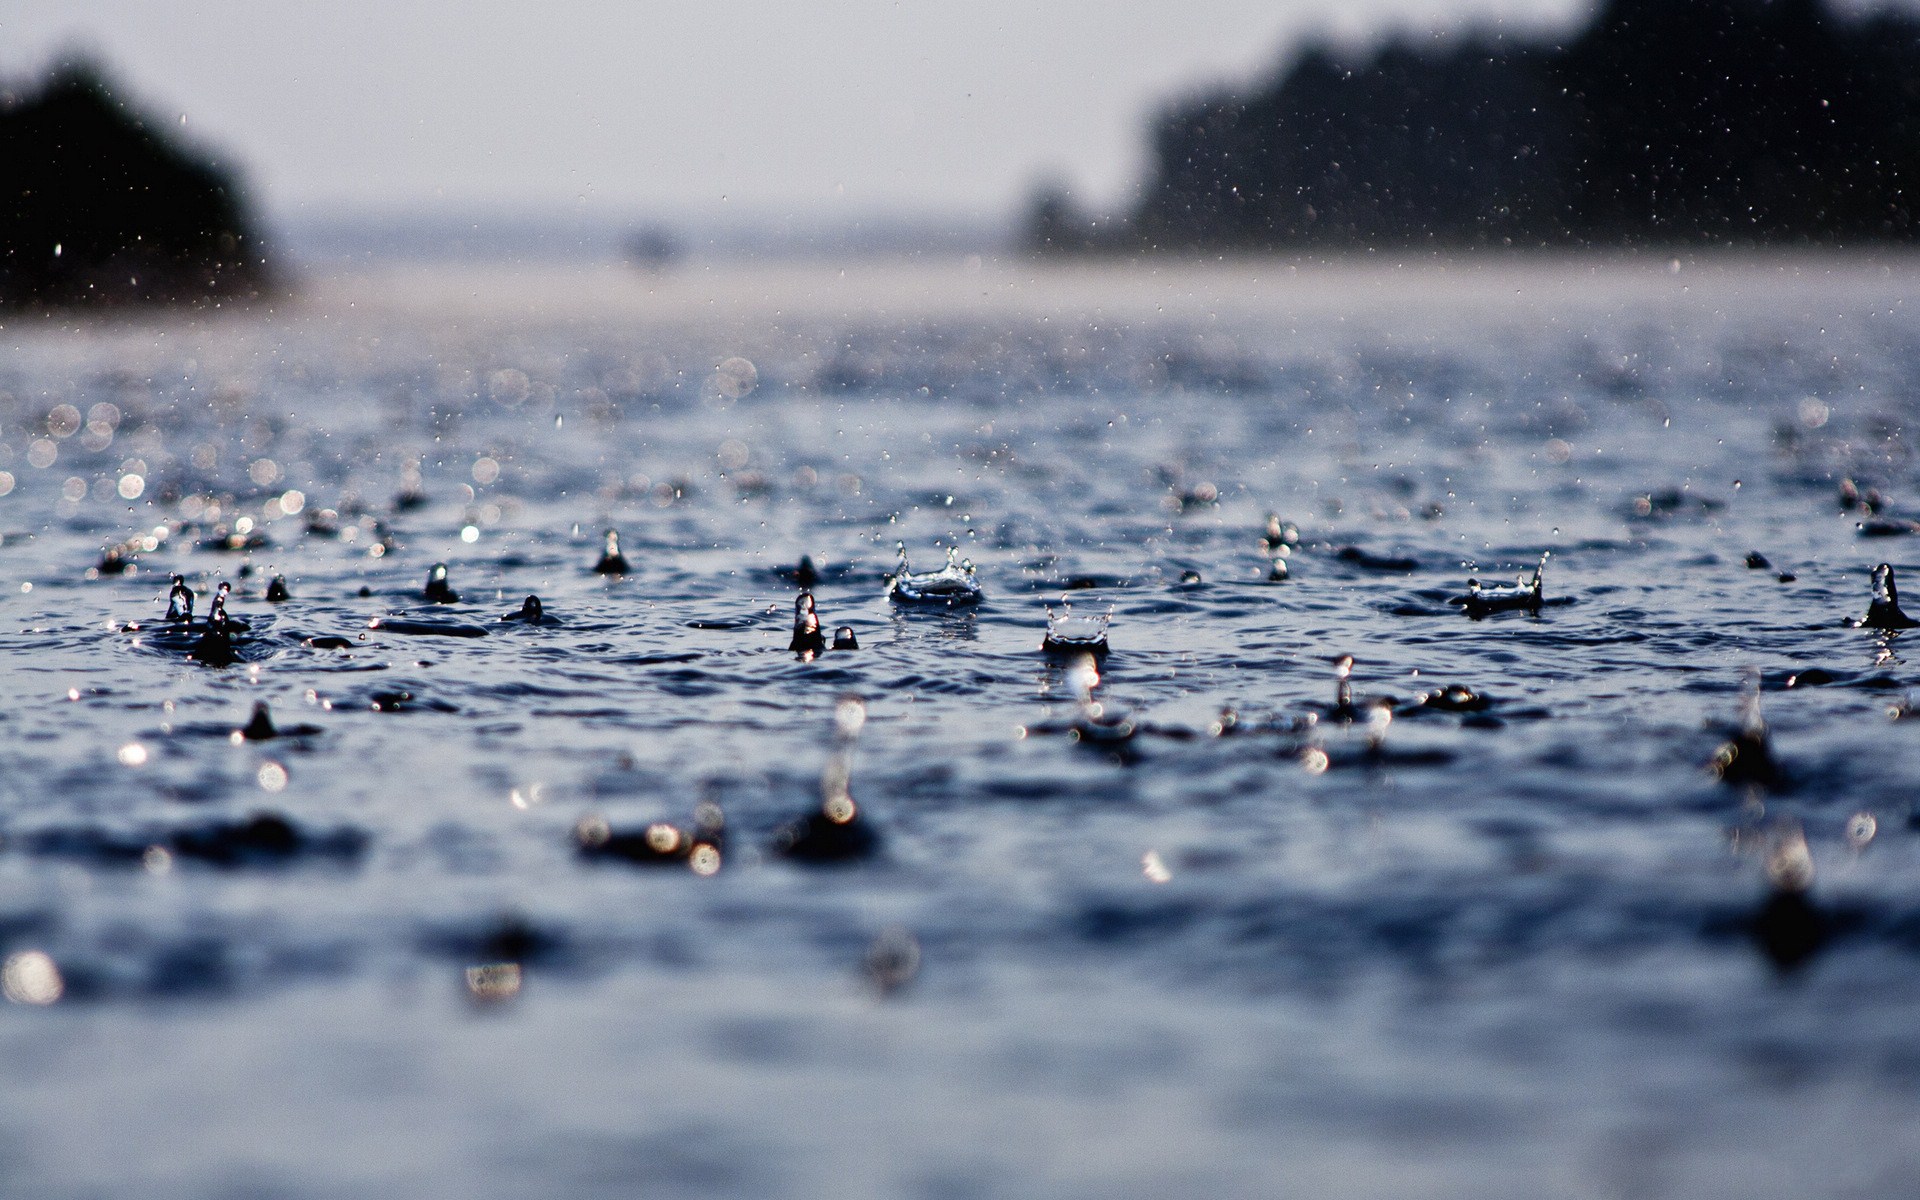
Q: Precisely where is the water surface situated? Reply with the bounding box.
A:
[2,255,1918,1198]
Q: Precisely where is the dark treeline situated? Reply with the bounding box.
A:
[0,60,271,310]
[1031,0,1920,253]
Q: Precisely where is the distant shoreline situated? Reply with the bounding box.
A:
[117,249,1913,334]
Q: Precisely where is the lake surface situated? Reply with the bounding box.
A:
[2,254,1919,1198]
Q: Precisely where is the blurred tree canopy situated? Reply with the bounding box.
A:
[1030,0,1920,253]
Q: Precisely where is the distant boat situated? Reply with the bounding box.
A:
[624,225,682,271]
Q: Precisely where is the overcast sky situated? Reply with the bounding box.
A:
[4,1,1638,221]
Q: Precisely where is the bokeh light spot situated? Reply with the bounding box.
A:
[3,951,63,1005]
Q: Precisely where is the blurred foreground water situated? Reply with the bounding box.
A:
[3,254,1920,1197]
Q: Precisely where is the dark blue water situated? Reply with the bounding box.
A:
[2,256,1918,1198]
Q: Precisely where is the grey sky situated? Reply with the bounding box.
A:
[8,1,1597,220]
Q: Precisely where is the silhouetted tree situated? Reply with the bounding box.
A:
[1033,0,1920,252]
[0,59,271,308]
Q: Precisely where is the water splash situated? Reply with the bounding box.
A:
[594,529,630,575]
[187,582,250,665]
[1710,667,1786,789]
[1456,552,1548,618]
[789,591,825,656]
[1856,563,1919,630]
[574,800,725,874]
[95,543,131,576]
[501,595,557,625]
[235,701,322,742]
[165,574,194,623]
[206,581,233,626]
[422,563,459,604]
[1263,513,1300,550]
[1063,653,1136,752]
[773,695,880,862]
[240,702,278,741]
[1417,683,1491,713]
[887,543,983,607]
[1042,595,1111,655]
[1328,654,1360,723]
[1362,699,1393,753]
[1751,822,1828,972]
[787,555,821,587]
